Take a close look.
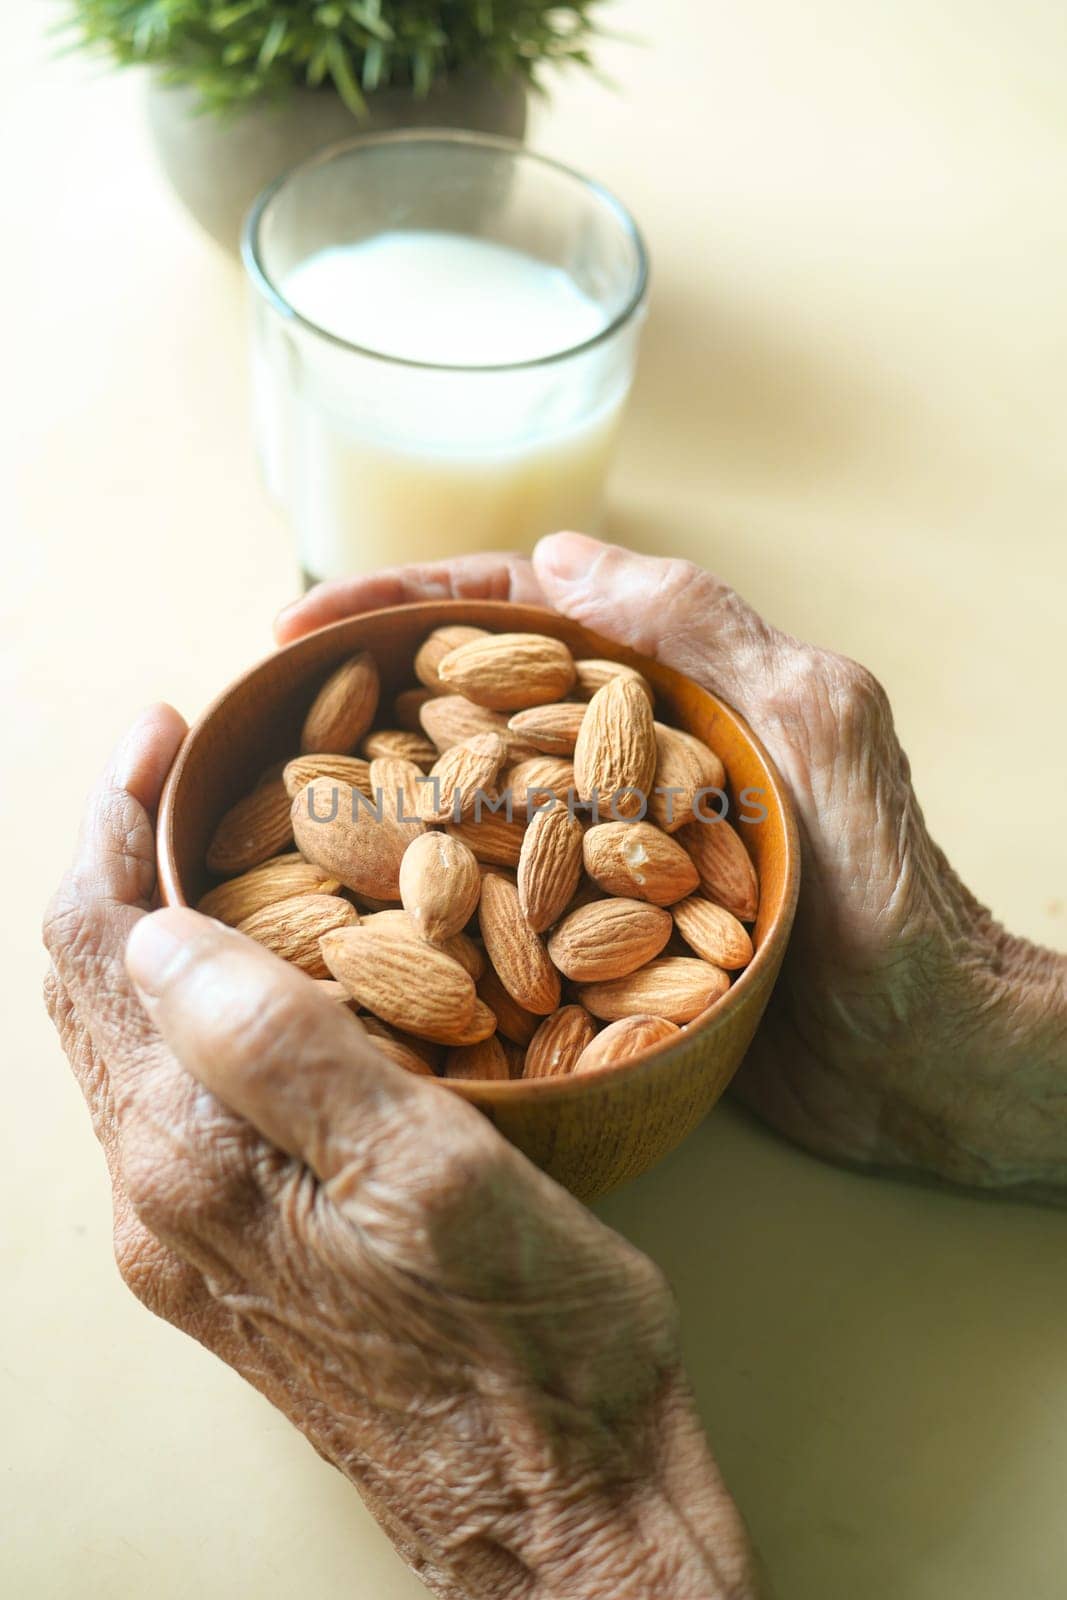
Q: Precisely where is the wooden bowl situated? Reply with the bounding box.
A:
[158,601,800,1201]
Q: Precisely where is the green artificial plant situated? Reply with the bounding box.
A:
[66,0,607,114]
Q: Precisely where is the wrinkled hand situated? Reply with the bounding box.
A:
[280,536,1067,1195]
[43,707,754,1600]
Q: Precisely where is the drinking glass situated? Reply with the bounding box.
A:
[242,131,648,584]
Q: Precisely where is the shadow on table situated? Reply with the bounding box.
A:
[596,1102,1067,1600]
[614,277,903,495]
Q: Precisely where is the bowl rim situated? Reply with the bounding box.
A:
[158,599,800,1103]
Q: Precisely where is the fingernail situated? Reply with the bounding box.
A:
[273,598,305,641]
[533,531,601,584]
[125,908,200,996]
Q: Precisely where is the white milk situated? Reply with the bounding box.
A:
[253,231,638,580]
[281,233,606,365]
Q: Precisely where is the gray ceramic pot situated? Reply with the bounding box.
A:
[146,74,528,254]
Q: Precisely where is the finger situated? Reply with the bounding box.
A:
[44,965,121,1165]
[43,702,188,1052]
[274,552,544,644]
[532,531,785,719]
[124,907,462,1182]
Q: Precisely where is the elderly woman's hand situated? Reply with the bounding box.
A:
[42,707,755,1600]
[280,534,1067,1196]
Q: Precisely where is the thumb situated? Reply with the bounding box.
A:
[124,907,430,1180]
[532,532,782,717]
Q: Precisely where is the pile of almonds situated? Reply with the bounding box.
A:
[199,627,760,1082]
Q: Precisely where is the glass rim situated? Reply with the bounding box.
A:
[241,128,649,375]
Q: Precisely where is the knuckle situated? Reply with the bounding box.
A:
[764,645,892,742]
[42,883,114,991]
[113,1211,162,1308]
[625,1241,675,1315]
[123,1115,261,1241]
[373,1094,509,1223]
[42,880,87,964]
[113,1208,202,1321]
[826,654,892,733]
[660,563,776,678]
[97,791,157,902]
[42,966,64,1026]
[215,982,313,1076]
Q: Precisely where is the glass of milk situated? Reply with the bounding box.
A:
[242,131,648,584]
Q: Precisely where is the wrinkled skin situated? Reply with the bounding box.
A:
[278,534,1066,1193]
[42,704,754,1600]
[44,536,1066,1599]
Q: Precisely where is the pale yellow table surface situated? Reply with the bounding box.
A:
[4,2,1066,1596]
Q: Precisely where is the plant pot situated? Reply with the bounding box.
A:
[145,74,528,254]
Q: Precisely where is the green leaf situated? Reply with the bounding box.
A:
[61,0,612,114]
[210,1,262,30]
[348,1,393,41]
[257,12,286,67]
[326,34,366,113]
[306,40,330,85]
[361,37,385,90]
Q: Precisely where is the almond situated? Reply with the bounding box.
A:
[675,728,727,795]
[414,625,490,693]
[477,967,540,1046]
[358,908,485,981]
[197,853,342,926]
[291,778,420,900]
[582,821,699,905]
[573,1015,680,1073]
[573,675,656,820]
[399,833,482,943]
[236,893,358,976]
[507,702,586,755]
[368,755,425,823]
[478,872,561,1015]
[573,659,655,705]
[319,925,477,1042]
[361,1015,440,1076]
[418,731,508,823]
[205,779,294,876]
[523,1005,597,1078]
[313,977,361,1012]
[442,1035,510,1082]
[445,810,527,869]
[301,652,380,754]
[283,754,373,801]
[517,805,585,933]
[678,819,759,921]
[578,957,731,1025]
[393,686,434,732]
[648,722,704,832]
[505,757,577,819]
[547,898,672,982]
[437,632,576,710]
[439,998,499,1046]
[671,894,754,970]
[420,694,514,754]
[361,728,438,769]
